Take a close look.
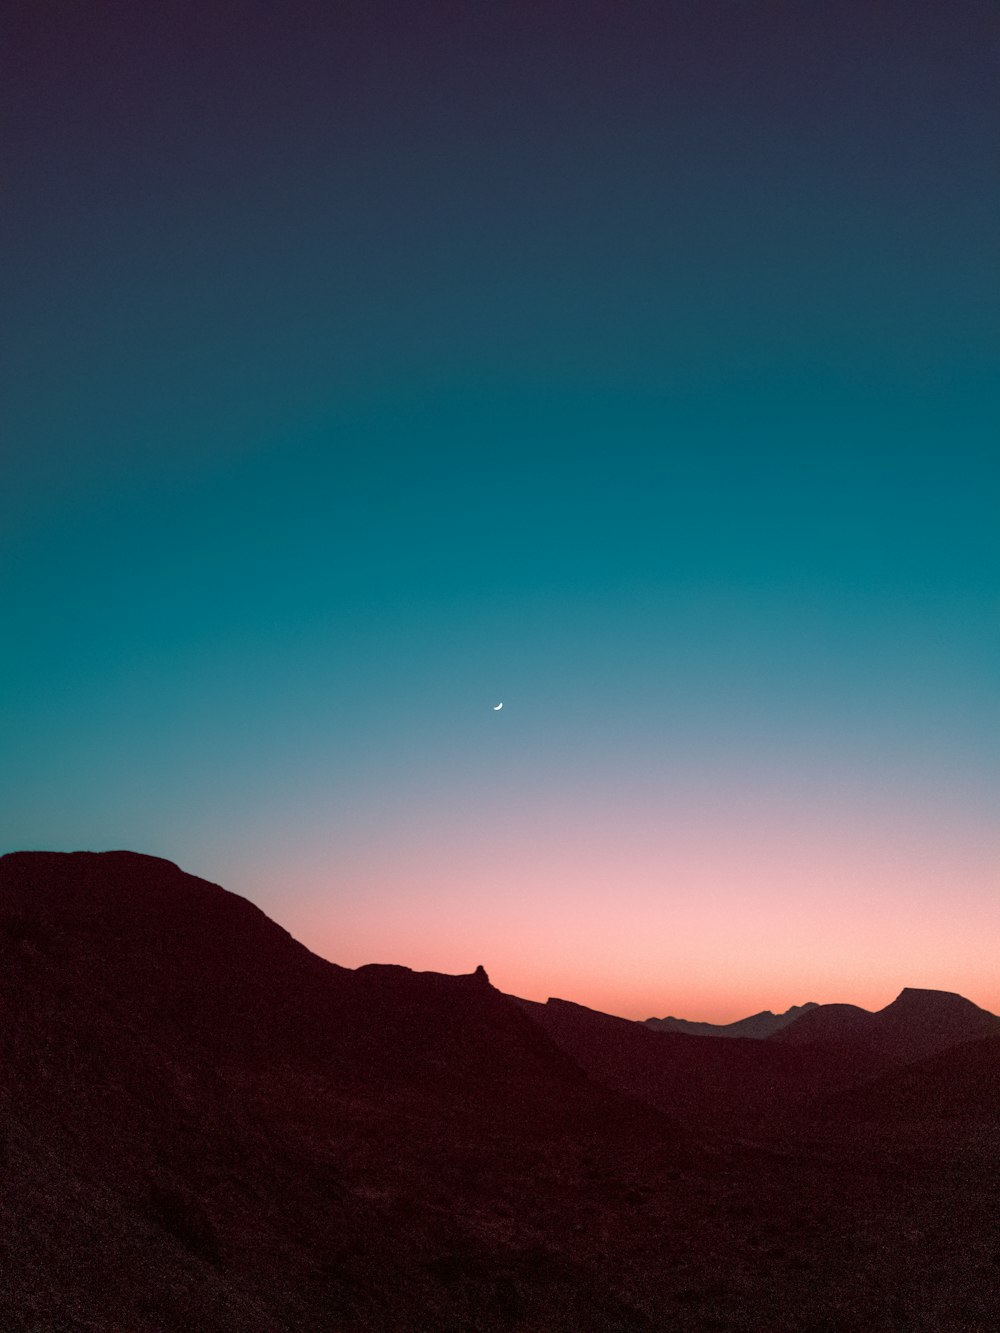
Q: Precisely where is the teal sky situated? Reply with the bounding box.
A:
[3,1,998,1018]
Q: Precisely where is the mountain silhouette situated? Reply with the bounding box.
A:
[772,988,1000,1063]
[645,1002,817,1039]
[3,850,999,1332]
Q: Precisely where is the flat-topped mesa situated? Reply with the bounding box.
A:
[887,986,980,1011]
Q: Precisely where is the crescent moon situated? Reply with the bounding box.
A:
[493,702,503,710]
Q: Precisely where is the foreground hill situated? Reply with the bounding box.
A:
[645,1002,817,1039]
[773,988,1000,1063]
[0,851,679,1332]
[2,850,999,1332]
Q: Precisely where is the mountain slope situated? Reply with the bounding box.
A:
[0,851,681,1333]
[816,1033,1000,1124]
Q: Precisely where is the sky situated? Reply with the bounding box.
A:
[3,0,998,1021]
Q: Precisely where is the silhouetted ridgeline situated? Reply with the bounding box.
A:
[2,850,998,1332]
[645,1002,817,1039]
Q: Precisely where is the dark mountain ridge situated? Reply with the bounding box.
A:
[773,987,1000,1063]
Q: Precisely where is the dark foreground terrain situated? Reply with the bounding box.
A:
[2,851,998,1331]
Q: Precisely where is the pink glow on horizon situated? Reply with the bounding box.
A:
[234,782,1000,1024]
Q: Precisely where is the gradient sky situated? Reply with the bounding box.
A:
[4,1,998,1021]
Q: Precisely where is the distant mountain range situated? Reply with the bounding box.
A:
[2,849,998,1331]
[644,989,1000,1061]
[645,1002,818,1039]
